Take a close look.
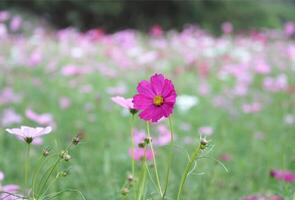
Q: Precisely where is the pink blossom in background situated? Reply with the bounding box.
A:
[0,184,20,200]
[222,22,233,34]
[59,97,71,109]
[27,51,43,67]
[199,126,214,137]
[61,65,92,76]
[254,59,270,74]
[0,87,22,105]
[0,23,7,38]
[0,171,4,181]
[0,11,10,22]
[133,73,177,122]
[150,24,163,37]
[154,125,171,146]
[263,74,288,92]
[284,22,295,36]
[79,84,93,94]
[128,148,153,161]
[287,45,295,61]
[9,16,22,31]
[111,96,134,110]
[25,109,55,127]
[133,129,146,144]
[243,194,282,200]
[219,153,232,162]
[270,169,295,183]
[0,108,22,127]
[242,102,262,113]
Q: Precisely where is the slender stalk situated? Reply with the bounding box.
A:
[130,114,135,175]
[177,143,202,200]
[24,143,31,190]
[146,122,163,197]
[32,156,45,198]
[162,117,175,199]
[137,147,147,200]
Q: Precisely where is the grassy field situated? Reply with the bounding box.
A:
[0,15,295,200]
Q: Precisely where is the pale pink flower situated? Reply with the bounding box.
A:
[128,148,153,161]
[199,126,214,137]
[154,125,171,146]
[242,102,262,113]
[270,169,295,183]
[150,24,163,37]
[0,11,10,22]
[0,88,22,105]
[6,126,52,144]
[0,171,4,181]
[0,108,22,127]
[25,109,55,127]
[221,22,233,34]
[9,16,22,31]
[111,96,134,109]
[284,22,295,36]
[59,97,71,109]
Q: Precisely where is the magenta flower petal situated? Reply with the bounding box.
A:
[133,73,176,122]
[137,80,155,98]
[150,74,165,95]
[133,94,152,110]
[271,169,295,183]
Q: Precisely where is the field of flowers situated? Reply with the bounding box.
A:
[0,11,295,200]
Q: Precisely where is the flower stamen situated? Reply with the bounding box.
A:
[153,95,164,106]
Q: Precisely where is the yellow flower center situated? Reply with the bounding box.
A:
[153,95,164,106]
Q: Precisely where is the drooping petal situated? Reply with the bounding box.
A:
[137,80,155,98]
[150,73,165,95]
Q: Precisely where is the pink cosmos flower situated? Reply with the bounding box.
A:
[243,194,282,200]
[199,126,214,137]
[6,126,52,144]
[128,129,154,161]
[133,73,177,122]
[0,171,21,200]
[270,169,295,183]
[153,125,171,146]
[128,148,153,161]
[25,109,55,127]
[221,22,233,34]
[59,97,71,109]
[0,108,22,127]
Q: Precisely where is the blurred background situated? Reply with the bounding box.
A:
[1,0,295,33]
[1,1,295,200]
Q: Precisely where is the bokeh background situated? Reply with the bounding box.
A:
[1,1,295,200]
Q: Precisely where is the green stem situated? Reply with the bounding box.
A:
[162,117,175,199]
[137,147,147,200]
[177,143,202,200]
[24,143,30,190]
[146,122,163,197]
[32,156,45,198]
[130,114,135,175]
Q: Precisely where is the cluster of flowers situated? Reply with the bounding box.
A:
[0,126,83,199]
[112,73,212,199]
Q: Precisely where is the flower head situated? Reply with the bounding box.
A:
[6,126,52,144]
[270,169,295,183]
[133,73,176,122]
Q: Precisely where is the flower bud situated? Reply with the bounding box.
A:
[128,174,134,183]
[63,154,71,161]
[121,187,129,196]
[200,138,208,150]
[144,137,152,144]
[43,148,50,157]
[138,142,145,148]
[72,136,80,145]
[130,109,138,115]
